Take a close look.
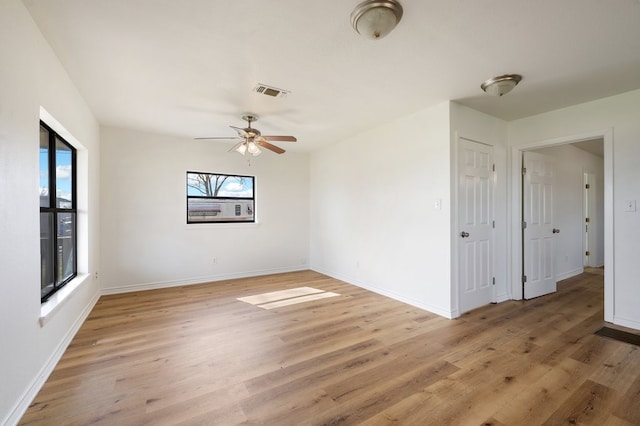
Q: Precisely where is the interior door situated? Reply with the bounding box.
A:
[523,151,556,299]
[458,138,494,313]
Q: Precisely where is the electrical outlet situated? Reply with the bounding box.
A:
[94,271,99,280]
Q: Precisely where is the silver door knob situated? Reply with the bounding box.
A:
[460,231,470,238]
[553,228,560,233]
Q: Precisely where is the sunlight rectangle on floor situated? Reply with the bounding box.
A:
[258,292,340,309]
[237,286,340,310]
[237,287,324,305]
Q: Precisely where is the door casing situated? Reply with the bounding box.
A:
[508,129,614,322]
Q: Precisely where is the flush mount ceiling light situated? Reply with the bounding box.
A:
[480,74,523,96]
[351,0,403,40]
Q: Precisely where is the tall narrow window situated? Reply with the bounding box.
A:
[186,172,255,223]
[40,122,77,302]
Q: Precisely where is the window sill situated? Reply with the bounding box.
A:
[184,221,261,230]
[40,273,91,327]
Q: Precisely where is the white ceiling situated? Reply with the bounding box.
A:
[23,0,640,152]
[572,138,604,158]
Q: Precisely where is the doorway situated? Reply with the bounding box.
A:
[510,130,613,321]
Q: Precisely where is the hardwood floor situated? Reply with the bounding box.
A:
[20,269,640,425]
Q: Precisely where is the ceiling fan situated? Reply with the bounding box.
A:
[196,114,297,156]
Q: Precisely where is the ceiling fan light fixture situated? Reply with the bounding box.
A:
[351,0,403,40]
[481,74,523,96]
[198,114,296,156]
[235,143,248,155]
[247,142,261,156]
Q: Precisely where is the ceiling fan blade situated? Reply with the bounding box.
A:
[262,135,297,142]
[256,140,285,154]
[195,136,241,140]
[230,126,249,138]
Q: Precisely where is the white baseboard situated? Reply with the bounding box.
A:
[311,266,455,319]
[100,266,308,295]
[4,291,100,426]
[556,267,584,282]
[495,292,511,304]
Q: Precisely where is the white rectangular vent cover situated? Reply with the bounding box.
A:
[253,83,289,98]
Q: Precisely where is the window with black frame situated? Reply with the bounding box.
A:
[40,122,77,302]
[186,172,255,223]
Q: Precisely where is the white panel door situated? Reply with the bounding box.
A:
[458,138,494,314]
[523,151,556,299]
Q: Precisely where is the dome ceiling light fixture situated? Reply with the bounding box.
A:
[351,0,403,40]
[480,74,523,96]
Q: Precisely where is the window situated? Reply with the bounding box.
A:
[40,122,77,302]
[187,172,255,223]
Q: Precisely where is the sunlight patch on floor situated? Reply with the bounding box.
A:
[237,287,340,310]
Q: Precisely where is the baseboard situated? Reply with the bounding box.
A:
[556,267,584,282]
[495,292,511,304]
[311,266,455,319]
[4,291,100,426]
[100,266,308,295]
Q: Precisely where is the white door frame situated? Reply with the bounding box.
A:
[583,171,599,268]
[508,128,614,322]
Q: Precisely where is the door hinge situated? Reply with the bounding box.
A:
[492,164,496,172]
[522,275,527,283]
[585,217,590,223]
[585,184,590,189]
[586,250,590,256]
[492,220,495,228]
[522,167,527,175]
[492,277,496,285]
[522,221,527,229]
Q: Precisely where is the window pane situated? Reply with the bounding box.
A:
[40,213,55,298]
[57,212,75,284]
[55,137,73,208]
[40,126,50,207]
[187,173,254,197]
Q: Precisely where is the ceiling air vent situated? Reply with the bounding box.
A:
[253,83,289,98]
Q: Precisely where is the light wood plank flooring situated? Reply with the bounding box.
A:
[20,269,640,425]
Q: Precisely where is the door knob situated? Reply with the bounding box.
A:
[460,231,470,238]
[553,228,560,233]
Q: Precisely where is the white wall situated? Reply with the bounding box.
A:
[532,144,604,279]
[309,102,454,317]
[0,0,100,423]
[100,126,310,292]
[508,89,640,329]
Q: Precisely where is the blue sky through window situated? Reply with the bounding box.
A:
[187,173,254,198]
[40,147,73,202]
